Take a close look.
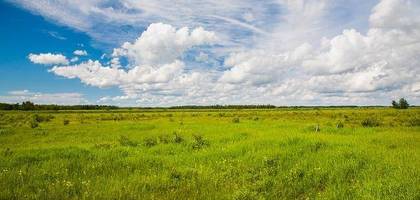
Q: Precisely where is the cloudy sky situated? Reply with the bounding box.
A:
[1,0,419,106]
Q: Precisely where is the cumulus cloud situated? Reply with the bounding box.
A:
[16,0,420,105]
[112,23,217,65]
[218,0,420,105]
[50,59,185,88]
[28,53,69,65]
[0,90,88,105]
[49,23,217,104]
[73,50,88,56]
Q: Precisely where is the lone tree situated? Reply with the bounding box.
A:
[391,98,409,109]
[392,100,399,108]
[399,98,409,109]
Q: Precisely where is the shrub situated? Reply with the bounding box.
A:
[93,143,112,149]
[173,132,184,143]
[336,121,344,128]
[361,118,380,127]
[29,120,39,128]
[33,114,54,123]
[191,134,209,150]
[63,119,70,125]
[158,134,170,144]
[232,117,240,123]
[143,137,157,147]
[118,135,138,147]
[408,117,420,126]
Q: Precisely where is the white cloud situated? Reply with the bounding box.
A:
[0,90,88,105]
[15,0,420,105]
[49,23,216,103]
[212,0,420,106]
[112,23,217,65]
[73,50,88,56]
[28,53,69,65]
[70,57,79,62]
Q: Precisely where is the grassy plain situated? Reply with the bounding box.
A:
[0,108,419,199]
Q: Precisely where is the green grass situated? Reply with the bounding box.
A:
[0,108,419,199]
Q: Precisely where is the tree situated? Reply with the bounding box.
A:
[21,101,35,110]
[391,98,409,109]
[399,98,409,109]
[391,100,399,108]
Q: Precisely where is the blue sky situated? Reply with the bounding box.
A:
[1,0,419,106]
[0,1,122,104]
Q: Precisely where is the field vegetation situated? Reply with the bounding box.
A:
[0,108,419,199]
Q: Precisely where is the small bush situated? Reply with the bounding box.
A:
[118,135,138,147]
[407,117,420,126]
[361,118,380,127]
[94,143,112,149]
[158,134,170,144]
[173,132,184,143]
[29,120,39,128]
[336,121,344,128]
[33,114,54,123]
[63,119,70,125]
[232,117,240,123]
[143,137,157,147]
[191,134,209,150]
[33,130,48,136]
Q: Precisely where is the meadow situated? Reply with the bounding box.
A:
[0,108,419,199]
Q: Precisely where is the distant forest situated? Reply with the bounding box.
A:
[0,101,119,111]
[0,101,406,111]
[0,102,277,110]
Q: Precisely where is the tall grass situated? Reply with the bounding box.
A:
[0,108,419,199]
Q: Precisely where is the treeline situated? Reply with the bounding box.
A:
[0,101,119,111]
[0,101,415,111]
[169,105,277,109]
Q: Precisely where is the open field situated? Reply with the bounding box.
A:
[0,108,419,199]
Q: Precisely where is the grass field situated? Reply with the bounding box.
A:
[0,108,419,199]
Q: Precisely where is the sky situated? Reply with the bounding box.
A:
[0,0,419,106]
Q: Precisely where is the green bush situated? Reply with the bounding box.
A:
[191,134,209,150]
[158,134,170,144]
[29,120,39,128]
[336,121,344,128]
[143,137,157,147]
[408,117,420,126]
[118,135,138,147]
[361,118,380,127]
[232,117,240,123]
[33,114,54,123]
[173,132,184,143]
